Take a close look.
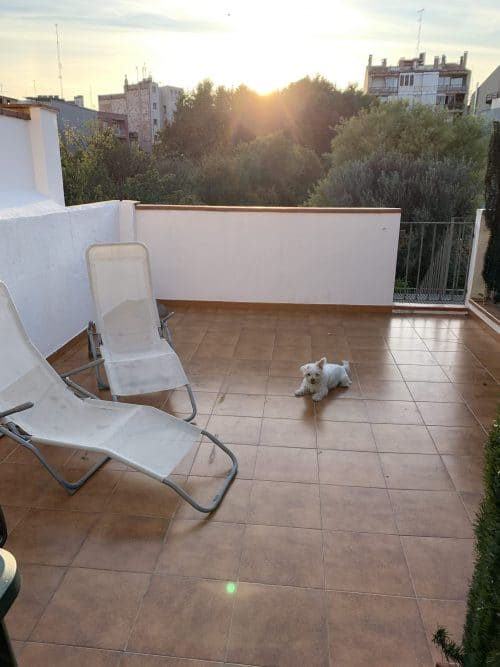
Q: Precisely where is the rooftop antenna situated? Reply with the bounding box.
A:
[416,9,424,57]
[142,63,147,79]
[136,66,139,83]
[33,80,37,96]
[55,23,64,99]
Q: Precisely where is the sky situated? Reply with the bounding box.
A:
[1,0,499,107]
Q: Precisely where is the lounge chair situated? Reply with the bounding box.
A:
[86,243,196,420]
[0,282,237,512]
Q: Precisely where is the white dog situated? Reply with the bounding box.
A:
[294,357,351,401]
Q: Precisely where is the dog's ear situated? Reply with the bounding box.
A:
[317,357,327,369]
[300,364,308,375]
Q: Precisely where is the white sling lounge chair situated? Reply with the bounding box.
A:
[86,243,197,420]
[0,282,237,512]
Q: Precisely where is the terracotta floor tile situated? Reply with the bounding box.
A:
[350,349,396,364]
[316,420,375,451]
[109,471,183,518]
[6,442,75,468]
[398,365,449,382]
[366,400,423,424]
[6,565,65,641]
[247,480,321,529]
[371,423,436,454]
[423,339,466,352]
[319,450,385,487]
[0,436,18,462]
[460,491,483,522]
[427,425,485,456]
[1,505,29,533]
[188,374,225,393]
[187,358,232,376]
[315,398,369,422]
[359,380,413,401]
[390,490,473,537]
[323,531,413,595]
[32,568,150,650]
[272,344,312,361]
[354,363,403,382]
[402,536,474,599]
[165,390,217,415]
[407,382,465,403]
[34,468,123,513]
[275,332,311,347]
[127,575,233,661]
[227,583,329,667]
[0,463,51,505]
[386,338,428,351]
[380,453,454,490]
[233,342,274,361]
[266,375,302,396]
[7,509,98,566]
[263,395,315,420]
[348,335,387,349]
[260,417,316,448]
[432,349,482,367]
[230,359,271,375]
[391,350,438,365]
[73,513,167,572]
[175,477,252,523]
[254,446,318,483]
[418,599,466,665]
[320,485,396,533]
[156,520,243,579]
[212,393,265,418]
[201,330,240,346]
[442,454,485,493]
[119,654,220,667]
[417,401,478,427]
[327,591,432,667]
[240,524,323,588]
[222,374,268,395]
[204,415,261,445]
[442,365,495,384]
[18,644,122,667]
[269,360,301,377]
[191,442,256,479]
[192,343,236,361]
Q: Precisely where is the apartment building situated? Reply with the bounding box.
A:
[364,52,471,113]
[470,65,500,120]
[98,76,183,152]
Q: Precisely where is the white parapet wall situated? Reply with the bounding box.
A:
[135,205,402,306]
[1,201,120,356]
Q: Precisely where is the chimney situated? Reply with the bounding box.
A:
[382,58,387,67]
[419,52,425,65]
[124,74,129,89]
[398,58,405,66]
[368,54,373,67]
[434,56,439,67]
[460,56,463,66]
[441,54,446,65]
[74,95,84,107]
[463,51,468,68]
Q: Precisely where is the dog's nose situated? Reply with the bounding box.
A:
[310,379,316,384]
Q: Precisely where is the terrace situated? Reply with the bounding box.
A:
[1,103,499,667]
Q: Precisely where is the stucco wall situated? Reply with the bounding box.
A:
[135,206,401,306]
[1,201,120,356]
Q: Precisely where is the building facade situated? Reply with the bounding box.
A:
[364,52,471,113]
[98,77,182,152]
[470,65,500,120]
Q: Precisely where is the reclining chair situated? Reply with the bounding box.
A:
[86,243,196,420]
[0,282,237,513]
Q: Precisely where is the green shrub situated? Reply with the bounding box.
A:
[433,410,500,665]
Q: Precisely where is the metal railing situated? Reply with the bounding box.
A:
[394,221,475,304]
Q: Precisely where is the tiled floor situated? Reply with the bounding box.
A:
[2,306,499,667]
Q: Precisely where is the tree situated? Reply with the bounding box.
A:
[195,133,323,206]
[60,124,149,205]
[328,101,488,173]
[482,121,500,302]
[433,409,500,665]
[307,149,479,221]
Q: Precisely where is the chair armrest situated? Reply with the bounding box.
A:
[59,358,104,379]
[0,402,34,420]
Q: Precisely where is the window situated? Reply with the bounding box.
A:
[153,102,157,110]
[399,74,414,87]
[153,118,158,126]
[163,105,167,113]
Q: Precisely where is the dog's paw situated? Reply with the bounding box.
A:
[312,392,326,401]
[294,389,306,397]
